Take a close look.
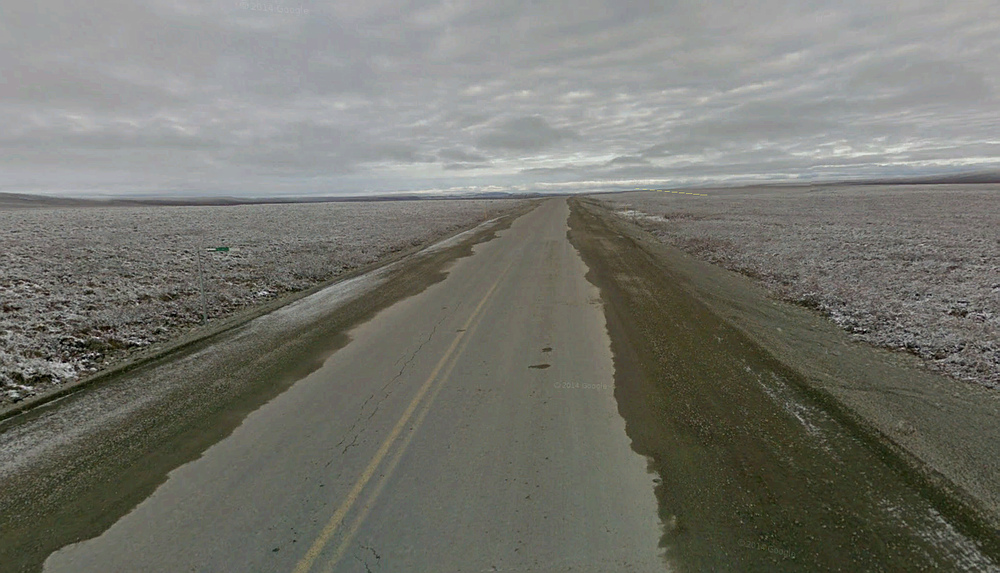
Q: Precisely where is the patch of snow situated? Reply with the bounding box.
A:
[601,186,1000,388]
[0,200,526,405]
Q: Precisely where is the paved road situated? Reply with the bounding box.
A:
[25,196,1000,572]
[44,199,664,572]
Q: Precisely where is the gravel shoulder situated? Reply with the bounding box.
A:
[0,203,536,573]
[598,185,1000,389]
[571,196,1000,562]
[0,199,526,407]
[588,185,1000,532]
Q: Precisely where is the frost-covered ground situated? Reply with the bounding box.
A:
[0,199,524,405]
[597,185,1000,388]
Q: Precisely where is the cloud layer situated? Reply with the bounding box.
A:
[2,0,999,195]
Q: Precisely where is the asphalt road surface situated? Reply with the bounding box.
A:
[42,199,664,572]
[4,197,997,572]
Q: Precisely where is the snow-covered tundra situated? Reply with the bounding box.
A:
[0,199,523,405]
[599,185,1000,389]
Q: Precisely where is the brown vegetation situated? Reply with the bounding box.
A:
[598,185,1000,388]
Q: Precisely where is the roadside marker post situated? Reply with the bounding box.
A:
[196,245,230,324]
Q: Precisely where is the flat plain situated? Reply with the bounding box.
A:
[0,199,524,405]
[596,184,1000,389]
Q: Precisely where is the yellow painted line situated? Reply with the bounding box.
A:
[293,257,515,573]
[321,291,492,572]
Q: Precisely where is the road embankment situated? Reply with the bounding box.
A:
[0,202,536,573]
[568,197,1000,571]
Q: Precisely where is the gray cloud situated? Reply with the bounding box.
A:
[437,148,488,162]
[607,156,650,166]
[1,0,999,196]
[442,162,491,171]
[475,116,576,152]
[848,58,992,106]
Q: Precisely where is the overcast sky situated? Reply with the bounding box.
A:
[3,0,999,196]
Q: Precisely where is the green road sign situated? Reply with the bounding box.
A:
[208,246,230,252]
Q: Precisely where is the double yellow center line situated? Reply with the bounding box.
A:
[293,255,515,573]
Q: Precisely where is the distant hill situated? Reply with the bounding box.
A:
[0,192,122,209]
[0,191,535,210]
[840,169,1000,186]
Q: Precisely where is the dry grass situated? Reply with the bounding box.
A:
[598,185,1000,388]
[0,199,524,403]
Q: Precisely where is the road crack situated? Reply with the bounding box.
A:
[354,543,381,572]
[332,314,448,458]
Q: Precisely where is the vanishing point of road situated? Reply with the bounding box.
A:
[2,198,998,572]
[41,199,662,572]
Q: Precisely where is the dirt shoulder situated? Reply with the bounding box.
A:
[568,197,1000,570]
[595,186,1000,390]
[1,199,527,408]
[0,203,536,573]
